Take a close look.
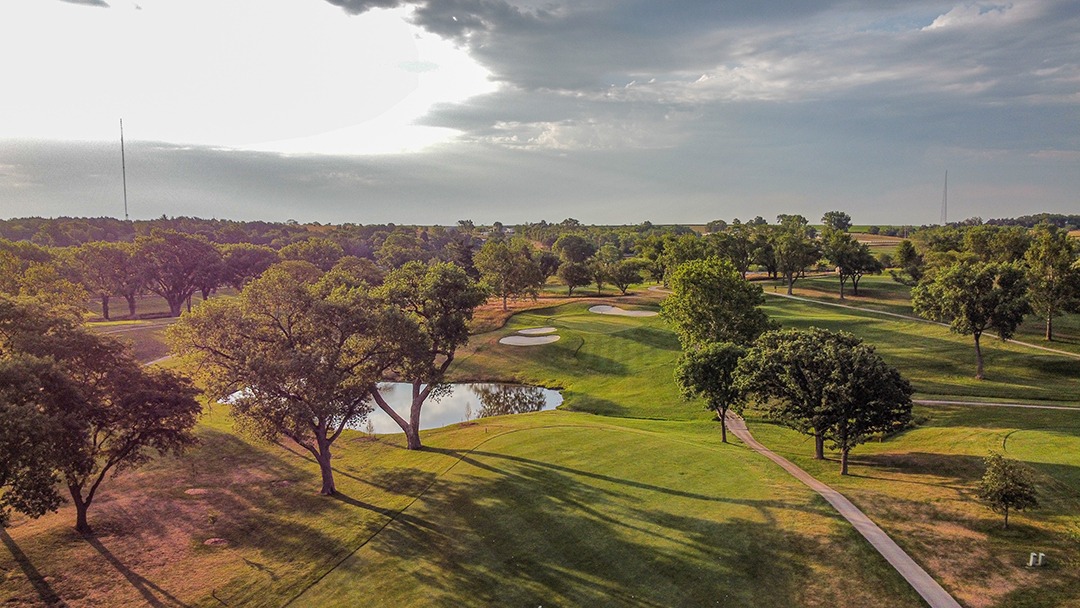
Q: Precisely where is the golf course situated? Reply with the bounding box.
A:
[3,281,1079,607]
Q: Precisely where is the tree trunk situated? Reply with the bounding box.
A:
[786,273,794,295]
[186,295,193,313]
[316,450,336,496]
[1046,307,1053,341]
[406,392,424,450]
[974,332,985,380]
[502,293,508,311]
[167,296,183,317]
[100,294,110,320]
[838,276,845,300]
[814,432,824,460]
[125,294,137,317]
[840,447,849,475]
[852,274,861,295]
[1003,506,1009,529]
[69,485,91,535]
[718,408,727,443]
[201,287,211,301]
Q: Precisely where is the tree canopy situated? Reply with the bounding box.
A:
[674,342,746,443]
[661,257,773,348]
[735,327,913,473]
[912,261,1030,379]
[169,261,392,495]
[978,452,1038,529]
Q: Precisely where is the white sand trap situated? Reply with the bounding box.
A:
[500,335,561,346]
[517,327,557,335]
[589,305,659,317]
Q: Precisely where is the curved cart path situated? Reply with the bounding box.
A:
[726,413,962,608]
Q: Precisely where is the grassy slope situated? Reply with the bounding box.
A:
[746,406,1080,608]
[0,298,924,608]
[762,287,1080,404]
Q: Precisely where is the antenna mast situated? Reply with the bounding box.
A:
[940,170,948,225]
[120,118,129,221]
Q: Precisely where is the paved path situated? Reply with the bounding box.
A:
[726,413,962,608]
[764,291,1080,360]
[915,399,1079,411]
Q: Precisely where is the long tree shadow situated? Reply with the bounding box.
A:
[82,535,191,608]
[0,528,63,606]
[318,448,917,607]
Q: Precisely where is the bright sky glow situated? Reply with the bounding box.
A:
[0,0,494,153]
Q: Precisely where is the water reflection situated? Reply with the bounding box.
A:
[359,383,562,434]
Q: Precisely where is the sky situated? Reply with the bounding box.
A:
[0,0,1078,226]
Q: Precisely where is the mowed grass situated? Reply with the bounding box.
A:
[746,405,1080,608]
[452,301,708,420]
[1,297,925,607]
[763,296,1080,404]
[293,419,922,608]
[774,273,1080,355]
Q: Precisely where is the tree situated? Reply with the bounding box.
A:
[709,222,756,278]
[0,354,84,524]
[136,230,223,316]
[821,211,852,232]
[772,215,820,294]
[609,260,643,295]
[588,244,622,295]
[375,231,428,269]
[1,296,201,533]
[71,242,129,320]
[821,229,883,299]
[1023,223,1080,341]
[17,263,89,318]
[368,262,487,450]
[891,239,925,286]
[735,328,913,473]
[978,452,1038,529]
[536,250,561,283]
[281,237,345,271]
[552,233,596,264]
[912,261,1031,379]
[674,342,745,443]
[474,237,542,310]
[221,243,280,290]
[661,258,773,348]
[706,219,728,233]
[170,261,390,495]
[557,261,592,296]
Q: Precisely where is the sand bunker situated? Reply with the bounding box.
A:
[588,305,659,317]
[517,327,557,335]
[499,335,561,346]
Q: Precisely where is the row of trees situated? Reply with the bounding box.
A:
[663,258,913,474]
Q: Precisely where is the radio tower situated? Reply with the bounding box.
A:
[940,170,948,225]
[120,118,129,221]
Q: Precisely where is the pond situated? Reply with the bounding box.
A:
[360,383,563,434]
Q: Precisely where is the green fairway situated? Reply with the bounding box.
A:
[762,296,1080,405]
[293,417,923,608]
[452,301,710,420]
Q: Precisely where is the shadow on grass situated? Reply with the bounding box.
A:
[0,528,63,607]
[612,326,681,351]
[83,535,191,608]
[318,449,915,608]
[850,452,985,488]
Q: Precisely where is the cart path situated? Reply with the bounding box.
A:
[726,413,962,608]
[764,291,1080,360]
[915,399,1079,411]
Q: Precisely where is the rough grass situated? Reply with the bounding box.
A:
[745,405,1080,608]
